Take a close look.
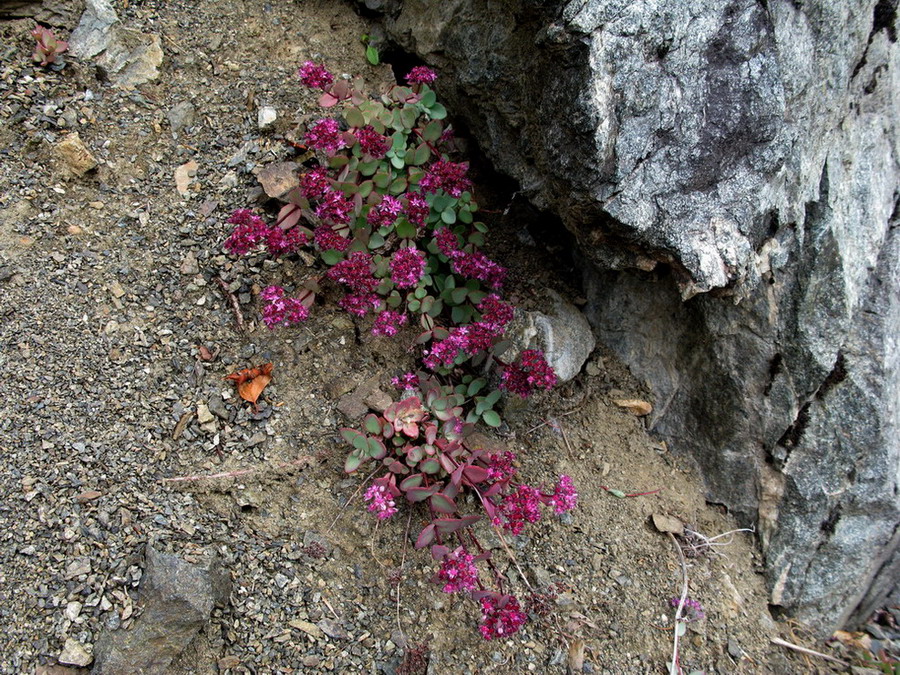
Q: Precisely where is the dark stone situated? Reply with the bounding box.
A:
[92,546,231,674]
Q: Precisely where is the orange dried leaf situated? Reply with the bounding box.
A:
[226,363,273,407]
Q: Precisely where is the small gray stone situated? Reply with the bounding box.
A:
[167,101,196,134]
[257,105,277,129]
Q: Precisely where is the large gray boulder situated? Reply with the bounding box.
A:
[366,0,900,632]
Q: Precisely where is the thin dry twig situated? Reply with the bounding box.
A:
[325,467,380,533]
[492,525,535,593]
[770,637,849,666]
[216,277,244,331]
[159,456,313,483]
[668,531,689,675]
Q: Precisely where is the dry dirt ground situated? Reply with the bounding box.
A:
[0,1,867,673]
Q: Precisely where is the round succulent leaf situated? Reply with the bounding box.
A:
[482,410,502,428]
[440,208,457,225]
[395,218,416,240]
[422,119,443,142]
[420,458,441,474]
[400,473,424,490]
[406,486,436,502]
[413,143,431,165]
[430,492,457,514]
[389,176,408,194]
[345,107,365,128]
[420,89,437,107]
[428,103,448,120]
[344,452,363,473]
[415,524,436,549]
[367,437,387,458]
[364,415,382,435]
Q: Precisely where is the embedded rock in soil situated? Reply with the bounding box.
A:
[506,289,594,382]
[92,546,231,674]
[69,0,162,86]
[368,0,900,632]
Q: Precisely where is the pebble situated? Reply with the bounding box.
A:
[197,403,215,424]
[58,638,93,667]
[257,106,277,129]
[180,251,200,275]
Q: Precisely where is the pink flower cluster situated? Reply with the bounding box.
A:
[298,61,333,89]
[479,595,527,640]
[300,167,331,200]
[339,293,380,316]
[420,160,471,197]
[260,286,309,328]
[432,229,506,288]
[368,195,403,228]
[313,224,350,252]
[496,484,543,535]
[406,66,437,85]
[327,251,378,292]
[372,310,408,337]
[405,192,430,227]
[364,483,397,520]
[389,246,426,288]
[305,118,345,154]
[224,209,306,257]
[450,250,506,288]
[314,189,354,226]
[486,451,517,483]
[499,349,557,397]
[391,372,419,390]
[422,298,512,370]
[437,547,479,594]
[355,125,390,159]
[671,596,705,622]
[548,475,578,514]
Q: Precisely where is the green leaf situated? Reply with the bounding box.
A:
[408,299,421,312]
[415,524,435,549]
[395,219,417,240]
[373,171,391,189]
[400,105,418,129]
[340,428,363,445]
[367,437,386,458]
[484,389,502,407]
[467,379,486,396]
[344,452,363,473]
[364,415,382,435]
[359,160,379,176]
[390,155,405,170]
[406,486,435,502]
[321,249,344,266]
[474,221,489,233]
[366,45,380,65]
[608,488,627,499]
[328,155,350,169]
[400,473,423,490]
[345,107,365,128]
[458,209,473,224]
[357,180,374,198]
[482,410,501,427]
[420,458,441,474]
[368,232,385,249]
[420,89,437,107]
[430,492,457,514]
[413,143,431,165]
[422,119,443,142]
[441,207,457,225]
[389,176,408,195]
[451,305,473,324]
[450,286,468,305]
[428,103,447,120]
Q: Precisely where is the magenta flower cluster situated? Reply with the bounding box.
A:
[486,451,517,482]
[356,125,390,158]
[405,192,430,227]
[364,483,398,520]
[489,474,578,535]
[420,160,472,198]
[479,595,528,641]
[389,246,426,288]
[372,310,408,337]
[548,475,578,514]
[499,349,557,397]
[422,296,513,370]
[260,286,309,329]
[406,66,438,85]
[298,61,333,89]
[391,372,419,390]
[368,195,403,228]
[223,209,306,257]
[305,118,345,154]
[314,189,354,226]
[671,596,705,622]
[436,547,479,594]
[300,167,331,200]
